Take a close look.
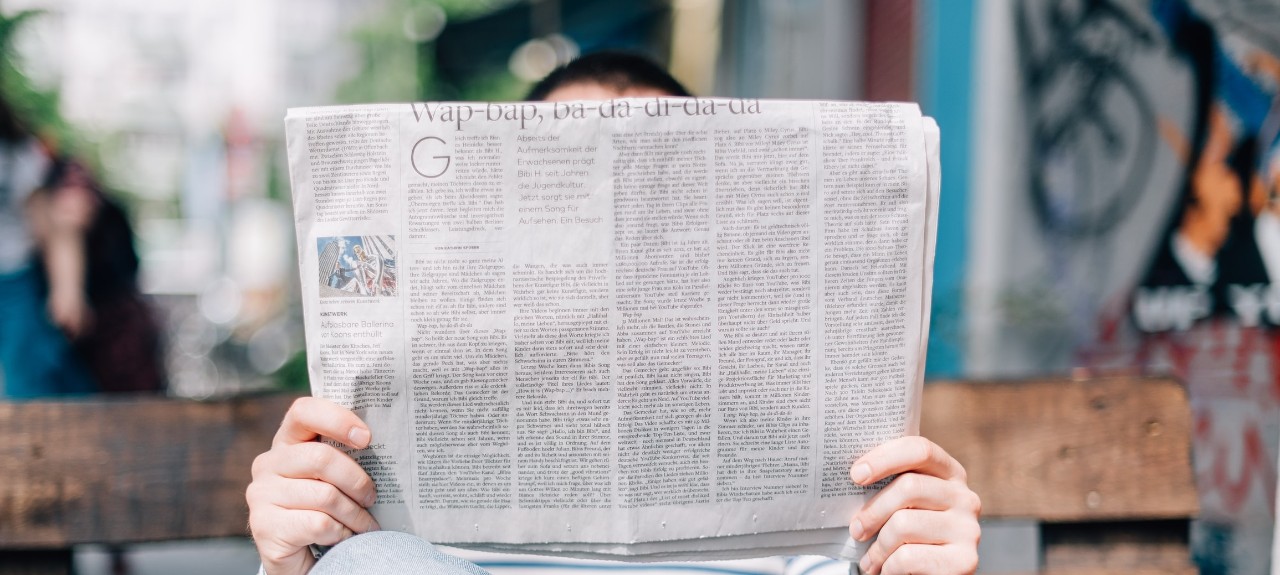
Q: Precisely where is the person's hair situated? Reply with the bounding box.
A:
[524,51,692,101]
[0,89,28,143]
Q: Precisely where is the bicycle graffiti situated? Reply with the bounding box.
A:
[1016,0,1159,239]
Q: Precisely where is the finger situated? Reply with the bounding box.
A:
[852,473,979,540]
[253,442,378,508]
[290,509,357,547]
[871,542,979,575]
[858,510,979,574]
[247,477,380,535]
[850,436,965,486]
[274,396,371,449]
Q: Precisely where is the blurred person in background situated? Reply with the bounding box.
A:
[0,79,163,398]
[0,89,94,398]
[248,53,980,575]
[33,158,165,394]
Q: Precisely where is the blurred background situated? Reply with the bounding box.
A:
[0,0,1278,572]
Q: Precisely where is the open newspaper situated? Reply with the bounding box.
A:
[284,98,940,562]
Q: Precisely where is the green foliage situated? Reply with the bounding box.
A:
[274,349,311,392]
[432,0,514,20]
[455,68,529,102]
[0,10,83,154]
[334,4,422,104]
[336,0,528,104]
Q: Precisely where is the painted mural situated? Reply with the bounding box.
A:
[1008,0,1280,572]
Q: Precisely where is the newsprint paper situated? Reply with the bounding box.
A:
[284,98,940,562]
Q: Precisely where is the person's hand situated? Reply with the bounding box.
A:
[849,436,980,575]
[247,397,381,575]
[48,285,91,339]
[48,181,98,231]
[29,180,98,339]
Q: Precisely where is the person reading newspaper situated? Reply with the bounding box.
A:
[248,52,980,575]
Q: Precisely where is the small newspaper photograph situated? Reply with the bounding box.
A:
[284,97,940,561]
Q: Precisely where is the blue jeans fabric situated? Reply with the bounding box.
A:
[311,532,492,575]
[0,266,94,398]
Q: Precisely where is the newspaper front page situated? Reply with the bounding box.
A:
[285,98,940,561]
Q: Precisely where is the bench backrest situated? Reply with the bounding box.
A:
[922,376,1198,574]
[0,394,294,547]
[0,377,1197,574]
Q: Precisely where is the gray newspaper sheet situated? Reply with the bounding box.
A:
[285,98,940,561]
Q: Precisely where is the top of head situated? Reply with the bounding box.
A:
[526,51,692,102]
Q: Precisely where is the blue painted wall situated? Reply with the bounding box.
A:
[917,0,973,377]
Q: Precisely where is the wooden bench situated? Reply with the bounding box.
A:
[922,376,1198,574]
[0,394,296,575]
[0,376,1195,574]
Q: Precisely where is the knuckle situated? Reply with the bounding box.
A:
[290,396,313,414]
[302,442,334,474]
[864,541,885,567]
[897,471,923,495]
[250,452,271,478]
[351,468,374,495]
[964,489,983,516]
[854,507,880,535]
[247,508,267,537]
[896,543,923,566]
[283,398,310,429]
[882,545,916,574]
[245,481,264,506]
[959,517,982,545]
[353,473,376,504]
[301,510,334,538]
[877,512,905,546]
[908,436,933,464]
[315,482,344,510]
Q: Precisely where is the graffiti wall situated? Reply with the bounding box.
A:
[974,0,1280,572]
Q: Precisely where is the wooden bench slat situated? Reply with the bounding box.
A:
[921,376,1198,522]
[1041,519,1192,573]
[0,394,295,547]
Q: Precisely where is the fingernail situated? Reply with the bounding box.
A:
[850,518,864,540]
[365,491,378,507]
[368,516,381,532]
[859,553,872,574]
[348,426,371,447]
[850,463,872,484]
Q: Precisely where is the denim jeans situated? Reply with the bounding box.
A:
[0,266,93,398]
[311,531,492,575]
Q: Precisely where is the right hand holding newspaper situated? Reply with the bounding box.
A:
[285,98,941,561]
